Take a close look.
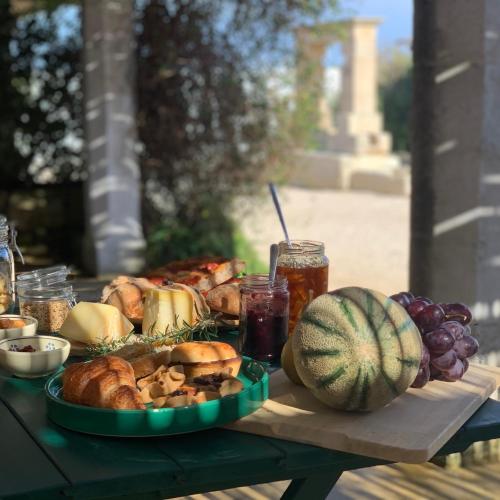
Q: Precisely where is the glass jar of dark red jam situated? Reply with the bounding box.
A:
[239,274,289,362]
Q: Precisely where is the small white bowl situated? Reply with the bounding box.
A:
[0,336,70,378]
[0,315,38,340]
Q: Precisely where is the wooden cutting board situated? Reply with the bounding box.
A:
[226,364,499,463]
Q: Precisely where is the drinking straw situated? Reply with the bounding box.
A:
[268,183,291,247]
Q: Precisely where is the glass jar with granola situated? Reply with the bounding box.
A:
[17,284,76,334]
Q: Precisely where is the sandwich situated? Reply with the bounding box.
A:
[169,341,242,379]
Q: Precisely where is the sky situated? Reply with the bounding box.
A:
[323,0,413,66]
[348,0,413,49]
[56,0,413,70]
[57,1,412,52]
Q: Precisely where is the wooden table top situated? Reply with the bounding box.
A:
[2,279,500,499]
[2,363,500,500]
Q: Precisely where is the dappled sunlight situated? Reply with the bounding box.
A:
[435,61,471,84]
[170,461,500,499]
[433,206,500,236]
[482,174,500,185]
[434,139,458,155]
[37,426,68,448]
[471,300,500,321]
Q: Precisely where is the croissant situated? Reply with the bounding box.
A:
[62,356,145,410]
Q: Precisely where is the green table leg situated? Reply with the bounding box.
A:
[282,471,342,500]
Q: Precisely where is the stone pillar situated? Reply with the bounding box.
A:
[82,0,145,275]
[333,18,391,155]
[411,0,500,356]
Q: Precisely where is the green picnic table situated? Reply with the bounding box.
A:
[2,361,500,500]
[1,281,500,499]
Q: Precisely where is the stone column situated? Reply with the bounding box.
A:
[82,0,145,275]
[411,0,500,356]
[332,19,391,155]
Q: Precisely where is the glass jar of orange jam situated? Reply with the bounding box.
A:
[276,240,329,336]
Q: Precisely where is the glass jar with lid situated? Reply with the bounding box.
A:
[16,265,71,289]
[16,265,75,334]
[17,284,76,334]
[276,240,329,336]
[239,274,289,362]
[0,217,14,314]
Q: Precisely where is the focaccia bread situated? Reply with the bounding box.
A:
[147,257,245,293]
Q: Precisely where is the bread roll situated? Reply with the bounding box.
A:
[101,276,158,324]
[111,343,154,361]
[206,283,240,316]
[170,341,242,378]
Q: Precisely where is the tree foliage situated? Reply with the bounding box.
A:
[136,0,337,264]
[0,5,82,187]
[378,46,412,153]
[1,0,338,269]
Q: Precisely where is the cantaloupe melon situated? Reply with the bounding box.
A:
[292,287,422,412]
[281,339,303,385]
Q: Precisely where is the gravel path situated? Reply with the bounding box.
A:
[238,186,410,296]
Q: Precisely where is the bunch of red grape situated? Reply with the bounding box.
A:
[390,292,479,388]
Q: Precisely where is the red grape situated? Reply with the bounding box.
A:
[415,304,445,333]
[440,321,466,340]
[421,344,430,365]
[453,335,479,359]
[411,364,430,388]
[463,358,469,373]
[414,296,433,305]
[390,292,414,309]
[424,328,455,354]
[386,295,477,389]
[442,303,472,325]
[431,349,458,370]
[429,365,441,380]
[441,359,465,381]
[407,300,431,320]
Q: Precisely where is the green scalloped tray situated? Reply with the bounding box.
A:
[45,357,268,437]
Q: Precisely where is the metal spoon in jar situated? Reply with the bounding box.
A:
[268,183,291,247]
[269,243,279,285]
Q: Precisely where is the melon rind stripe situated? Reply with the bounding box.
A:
[358,371,370,411]
[380,369,400,397]
[366,291,410,385]
[303,314,349,341]
[301,349,342,357]
[336,289,403,395]
[317,366,346,389]
[395,318,415,336]
[339,298,359,331]
[366,291,374,318]
[345,366,362,408]
[397,357,420,368]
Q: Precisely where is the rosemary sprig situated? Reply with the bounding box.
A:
[86,311,221,358]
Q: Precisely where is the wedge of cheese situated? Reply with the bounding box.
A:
[59,302,134,345]
[142,288,194,336]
